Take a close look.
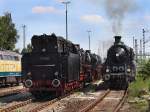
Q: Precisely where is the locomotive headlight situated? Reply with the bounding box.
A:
[54,72,59,76]
[106,69,110,73]
[42,48,46,52]
[116,53,119,57]
[105,74,110,80]
[127,68,131,72]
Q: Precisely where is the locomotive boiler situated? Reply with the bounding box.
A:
[22,33,102,98]
[103,36,136,89]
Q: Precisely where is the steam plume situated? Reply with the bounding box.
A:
[105,0,136,35]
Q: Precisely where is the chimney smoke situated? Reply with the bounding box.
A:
[104,0,137,35]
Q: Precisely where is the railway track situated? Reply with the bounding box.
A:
[0,98,33,112]
[0,86,25,97]
[25,91,76,112]
[80,89,128,112]
[0,90,75,112]
[113,90,128,112]
[0,81,101,112]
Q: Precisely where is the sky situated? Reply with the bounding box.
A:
[0,0,150,57]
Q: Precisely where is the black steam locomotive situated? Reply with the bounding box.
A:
[102,36,136,89]
[22,33,102,98]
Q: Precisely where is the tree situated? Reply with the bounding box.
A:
[21,43,32,54]
[138,59,150,79]
[0,12,19,50]
[13,48,20,53]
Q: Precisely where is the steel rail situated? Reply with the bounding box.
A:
[28,91,75,112]
[0,99,33,112]
[79,89,110,112]
[0,88,24,97]
[113,89,128,112]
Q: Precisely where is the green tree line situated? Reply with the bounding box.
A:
[0,12,19,50]
[0,12,32,53]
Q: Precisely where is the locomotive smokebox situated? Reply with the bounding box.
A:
[114,36,122,43]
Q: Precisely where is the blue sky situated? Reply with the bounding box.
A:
[0,0,150,56]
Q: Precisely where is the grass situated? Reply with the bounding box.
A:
[128,75,150,112]
[128,76,150,98]
[130,101,148,112]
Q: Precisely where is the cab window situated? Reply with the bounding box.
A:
[3,55,8,60]
[11,56,16,61]
[7,55,12,60]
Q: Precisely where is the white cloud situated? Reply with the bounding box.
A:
[81,14,105,24]
[32,6,62,14]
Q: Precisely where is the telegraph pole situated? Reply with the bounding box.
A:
[22,25,26,49]
[135,39,138,62]
[142,28,150,59]
[142,29,145,59]
[62,1,70,40]
[87,30,91,51]
[102,41,105,60]
[140,39,142,60]
[98,41,101,56]
[133,36,135,51]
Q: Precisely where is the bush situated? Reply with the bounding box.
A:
[128,77,150,98]
[128,60,150,111]
[138,59,150,80]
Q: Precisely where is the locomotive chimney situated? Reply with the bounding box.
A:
[114,36,122,43]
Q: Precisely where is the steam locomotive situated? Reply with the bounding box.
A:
[102,36,136,89]
[22,33,102,98]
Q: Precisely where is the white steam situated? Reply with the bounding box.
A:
[105,0,137,35]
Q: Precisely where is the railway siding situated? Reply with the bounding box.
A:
[1,99,33,112]
[40,90,108,112]
[0,86,24,97]
[80,90,127,112]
